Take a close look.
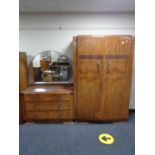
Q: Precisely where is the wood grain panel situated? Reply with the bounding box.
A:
[95,36,133,121]
[19,52,29,124]
[22,86,74,122]
[77,36,104,55]
[24,94,70,102]
[95,60,130,121]
[25,101,69,111]
[19,52,28,91]
[104,36,132,54]
[76,36,104,120]
[73,37,78,120]
[25,111,70,121]
[19,94,24,124]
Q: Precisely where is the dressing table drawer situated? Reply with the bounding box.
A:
[25,101,70,111]
[24,94,70,102]
[25,111,70,121]
[23,93,73,122]
[22,85,74,122]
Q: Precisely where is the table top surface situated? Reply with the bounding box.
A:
[21,85,73,95]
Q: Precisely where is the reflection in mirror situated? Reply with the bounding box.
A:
[32,50,71,83]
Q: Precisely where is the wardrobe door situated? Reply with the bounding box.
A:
[76,36,104,121]
[97,36,134,121]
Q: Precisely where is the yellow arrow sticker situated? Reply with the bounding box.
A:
[98,133,114,144]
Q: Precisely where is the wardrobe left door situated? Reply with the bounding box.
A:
[19,52,29,123]
[75,36,105,121]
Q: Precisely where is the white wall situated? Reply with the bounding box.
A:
[19,12,135,109]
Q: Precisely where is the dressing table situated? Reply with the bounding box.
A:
[20,50,74,122]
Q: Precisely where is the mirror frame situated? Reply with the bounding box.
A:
[29,50,73,85]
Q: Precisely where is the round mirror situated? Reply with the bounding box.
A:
[31,50,72,84]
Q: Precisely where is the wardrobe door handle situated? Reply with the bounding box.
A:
[97,60,102,79]
[106,60,110,78]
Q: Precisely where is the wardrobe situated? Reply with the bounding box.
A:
[73,35,134,121]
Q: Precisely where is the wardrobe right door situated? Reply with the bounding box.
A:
[96,36,134,121]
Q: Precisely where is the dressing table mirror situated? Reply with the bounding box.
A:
[30,50,72,85]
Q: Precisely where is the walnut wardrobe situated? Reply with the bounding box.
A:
[73,35,134,121]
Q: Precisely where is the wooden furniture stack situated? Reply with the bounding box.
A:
[19,52,29,123]
[20,35,134,123]
[73,35,134,121]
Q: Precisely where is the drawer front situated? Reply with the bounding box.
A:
[35,101,70,110]
[25,111,35,120]
[25,103,34,111]
[24,94,73,121]
[25,101,70,111]
[24,94,70,102]
[35,111,70,119]
[25,111,70,120]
